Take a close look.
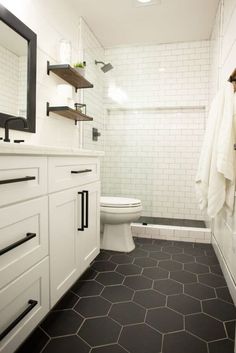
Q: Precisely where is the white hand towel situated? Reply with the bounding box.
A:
[196,82,235,218]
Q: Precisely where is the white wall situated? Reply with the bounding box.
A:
[210,0,236,290]
[102,41,210,220]
[81,19,105,151]
[0,0,100,148]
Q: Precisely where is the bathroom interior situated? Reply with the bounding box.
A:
[0,0,236,352]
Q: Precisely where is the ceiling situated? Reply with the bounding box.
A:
[73,0,219,48]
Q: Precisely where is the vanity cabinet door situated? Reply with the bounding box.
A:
[78,181,100,276]
[49,188,79,307]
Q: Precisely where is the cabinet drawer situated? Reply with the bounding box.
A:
[0,258,49,353]
[0,156,47,207]
[0,197,48,289]
[48,156,100,193]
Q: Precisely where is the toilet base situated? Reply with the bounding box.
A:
[101,223,135,253]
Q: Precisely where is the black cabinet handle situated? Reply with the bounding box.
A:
[78,192,85,231]
[71,169,92,174]
[0,299,38,341]
[0,233,37,256]
[0,176,36,185]
[83,191,89,228]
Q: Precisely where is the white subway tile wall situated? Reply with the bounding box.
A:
[82,19,105,151]
[101,41,210,220]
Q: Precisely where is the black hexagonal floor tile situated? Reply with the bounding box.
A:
[184,283,216,300]
[202,299,236,322]
[134,257,158,267]
[119,324,162,353]
[199,273,226,288]
[72,280,104,297]
[141,244,162,251]
[109,302,145,325]
[184,263,209,274]
[225,321,236,340]
[216,287,234,304]
[143,266,169,280]
[184,247,205,256]
[53,291,79,310]
[92,261,117,272]
[15,327,49,353]
[149,251,171,260]
[133,289,166,308]
[135,237,153,244]
[208,339,235,353]
[210,264,223,276]
[124,275,152,290]
[170,270,197,284]
[154,279,183,295]
[129,248,149,258]
[159,260,183,271]
[146,307,183,333]
[196,256,219,266]
[167,294,201,315]
[172,254,195,263]
[80,267,98,281]
[95,251,112,261]
[162,246,183,254]
[74,296,111,317]
[163,331,208,353]
[41,310,83,337]
[116,263,142,276]
[91,344,128,353]
[96,272,124,286]
[110,254,133,264]
[41,336,90,353]
[102,285,134,303]
[185,313,226,341]
[78,317,121,346]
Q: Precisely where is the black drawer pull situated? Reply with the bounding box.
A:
[0,176,36,185]
[83,191,89,229]
[0,299,38,341]
[71,169,92,174]
[78,192,85,231]
[0,233,37,256]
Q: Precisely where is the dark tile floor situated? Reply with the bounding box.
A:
[16,238,236,353]
[139,216,206,228]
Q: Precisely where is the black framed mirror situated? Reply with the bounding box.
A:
[0,4,36,133]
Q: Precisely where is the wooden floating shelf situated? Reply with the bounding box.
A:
[47,61,94,91]
[46,103,93,123]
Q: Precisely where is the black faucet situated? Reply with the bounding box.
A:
[4,117,28,142]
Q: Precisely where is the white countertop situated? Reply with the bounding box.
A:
[0,142,104,157]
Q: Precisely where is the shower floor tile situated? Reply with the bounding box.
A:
[16,238,235,353]
[138,216,206,228]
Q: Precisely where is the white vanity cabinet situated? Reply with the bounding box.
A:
[48,156,100,307]
[0,147,102,353]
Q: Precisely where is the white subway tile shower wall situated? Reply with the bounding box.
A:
[102,41,210,220]
[82,19,105,151]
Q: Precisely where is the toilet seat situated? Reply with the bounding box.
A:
[101,196,141,208]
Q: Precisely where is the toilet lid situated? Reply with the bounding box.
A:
[101,196,142,208]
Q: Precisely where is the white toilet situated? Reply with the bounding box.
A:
[100,196,142,253]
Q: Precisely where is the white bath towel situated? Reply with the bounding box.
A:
[195,82,235,218]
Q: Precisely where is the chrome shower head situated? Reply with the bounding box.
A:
[95,60,113,73]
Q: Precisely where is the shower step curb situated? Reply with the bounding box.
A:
[131,223,212,244]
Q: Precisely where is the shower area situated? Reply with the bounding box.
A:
[100,42,210,233]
